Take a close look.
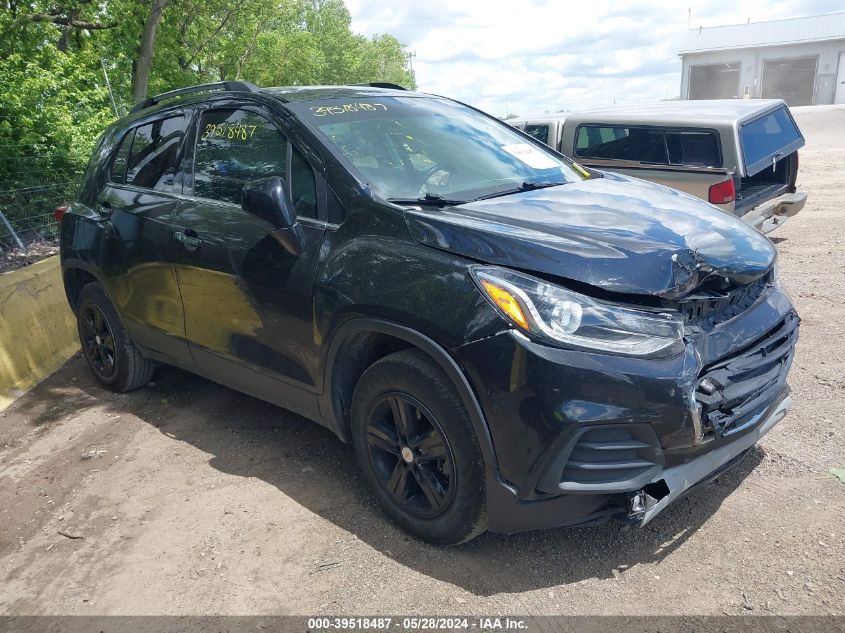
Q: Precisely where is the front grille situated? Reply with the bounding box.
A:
[678,275,770,329]
[695,312,798,437]
[556,425,663,492]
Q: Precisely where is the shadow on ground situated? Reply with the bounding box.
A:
[11,358,764,597]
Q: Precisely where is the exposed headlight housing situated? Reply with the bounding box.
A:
[472,267,684,357]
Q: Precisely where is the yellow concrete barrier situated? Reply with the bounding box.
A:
[0,256,79,410]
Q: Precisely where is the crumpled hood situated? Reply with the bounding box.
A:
[405,172,776,299]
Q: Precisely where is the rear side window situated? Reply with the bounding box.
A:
[524,124,550,145]
[665,131,720,167]
[108,130,134,184]
[193,109,287,205]
[576,125,720,167]
[576,126,666,163]
[740,107,804,175]
[126,116,186,190]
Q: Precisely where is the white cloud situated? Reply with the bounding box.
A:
[346,0,844,117]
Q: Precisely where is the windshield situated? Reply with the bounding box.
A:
[289,96,582,202]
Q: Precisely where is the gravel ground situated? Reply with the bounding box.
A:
[0,107,843,617]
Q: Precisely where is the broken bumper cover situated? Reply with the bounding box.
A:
[740,190,807,234]
[485,391,791,534]
[631,391,791,526]
[457,285,797,535]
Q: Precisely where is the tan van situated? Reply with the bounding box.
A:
[510,100,807,234]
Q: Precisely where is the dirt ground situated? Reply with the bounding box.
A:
[0,241,59,274]
[0,107,843,617]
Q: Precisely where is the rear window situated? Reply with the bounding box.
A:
[575,125,720,167]
[740,106,804,176]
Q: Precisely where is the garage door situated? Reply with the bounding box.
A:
[761,56,817,106]
[689,62,741,99]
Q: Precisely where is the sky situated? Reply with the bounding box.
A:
[345,0,843,117]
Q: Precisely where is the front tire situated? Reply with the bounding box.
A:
[351,349,487,544]
[76,282,153,392]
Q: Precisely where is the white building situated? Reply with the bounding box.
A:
[679,12,845,106]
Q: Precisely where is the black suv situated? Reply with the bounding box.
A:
[59,82,798,544]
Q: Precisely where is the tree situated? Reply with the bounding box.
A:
[133,0,170,102]
[0,0,417,231]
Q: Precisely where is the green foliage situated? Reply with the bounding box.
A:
[0,0,415,232]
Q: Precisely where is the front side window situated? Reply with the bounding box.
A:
[290,146,317,218]
[289,97,581,202]
[193,109,287,205]
[126,116,186,190]
[524,124,550,145]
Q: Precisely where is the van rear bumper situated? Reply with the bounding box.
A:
[740,190,807,234]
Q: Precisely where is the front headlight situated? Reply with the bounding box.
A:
[472,267,684,357]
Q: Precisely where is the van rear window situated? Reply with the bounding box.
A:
[575,125,720,167]
[740,107,804,176]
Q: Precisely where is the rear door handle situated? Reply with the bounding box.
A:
[174,230,201,251]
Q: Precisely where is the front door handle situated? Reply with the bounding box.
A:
[174,230,201,251]
[97,200,113,218]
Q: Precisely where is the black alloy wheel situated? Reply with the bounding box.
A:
[80,304,117,380]
[351,349,487,544]
[75,282,154,392]
[365,393,456,518]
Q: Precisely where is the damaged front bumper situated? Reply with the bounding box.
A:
[740,190,807,235]
[482,388,792,535]
[456,284,798,535]
[627,390,791,526]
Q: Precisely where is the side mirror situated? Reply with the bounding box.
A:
[241,176,296,229]
[241,176,304,255]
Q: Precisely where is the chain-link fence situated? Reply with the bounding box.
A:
[0,181,80,254]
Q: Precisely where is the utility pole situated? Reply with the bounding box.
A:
[101,58,119,118]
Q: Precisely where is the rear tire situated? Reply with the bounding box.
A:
[76,282,153,392]
[351,349,487,544]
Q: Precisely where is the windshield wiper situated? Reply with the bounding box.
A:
[387,193,469,207]
[474,181,565,201]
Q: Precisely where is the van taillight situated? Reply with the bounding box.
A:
[54,204,70,222]
[708,178,735,205]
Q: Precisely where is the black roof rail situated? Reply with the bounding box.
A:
[130,81,260,114]
[354,82,407,91]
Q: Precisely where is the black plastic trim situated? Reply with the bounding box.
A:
[131,81,260,114]
[354,82,408,91]
[320,317,498,469]
[536,423,664,494]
